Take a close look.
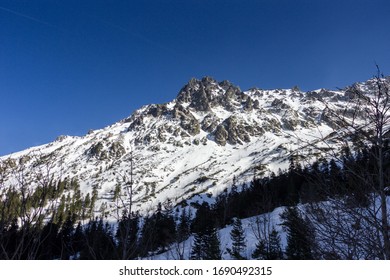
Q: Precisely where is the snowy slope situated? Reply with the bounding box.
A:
[150,206,287,260]
[0,76,373,217]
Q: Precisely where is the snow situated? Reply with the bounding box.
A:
[150,206,287,260]
[0,79,369,218]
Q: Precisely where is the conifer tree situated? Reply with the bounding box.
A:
[190,227,221,260]
[252,228,283,260]
[72,221,84,257]
[252,239,267,260]
[58,212,75,259]
[268,228,283,259]
[227,218,246,259]
[190,232,203,260]
[116,211,139,259]
[80,218,116,259]
[190,202,221,259]
[177,208,191,242]
[37,221,60,260]
[203,227,221,260]
[281,207,315,260]
[155,201,176,251]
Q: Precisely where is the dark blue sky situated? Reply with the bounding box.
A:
[1,0,390,156]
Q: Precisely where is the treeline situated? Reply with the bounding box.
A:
[213,143,390,225]
[0,176,98,259]
[1,143,390,259]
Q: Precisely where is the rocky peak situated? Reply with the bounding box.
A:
[176,76,246,112]
[176,76,220,111]
[125,76,370,149]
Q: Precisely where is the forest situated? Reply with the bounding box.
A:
[0,142,389,259]
[1,72,390,260]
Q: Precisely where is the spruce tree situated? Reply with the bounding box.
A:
[73,221,84,257]
[191,227,221,260]
[252,239,267,260]
[190,202,221,259]
[58,212,75,259]
[190,233,203,260]
[203,227,221,260]
[37,221,60,259]
[281,207,315,260]
[268,228,283,259]
[116,211,139,259]
[177,208,191,242]
[155,203,176,251]
[252,228,283,260]
[228,218,246,259]
[80,218,116,259]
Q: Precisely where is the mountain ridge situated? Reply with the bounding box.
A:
[0,76,373,217]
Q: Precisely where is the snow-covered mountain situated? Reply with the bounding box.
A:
[0,76,372,217]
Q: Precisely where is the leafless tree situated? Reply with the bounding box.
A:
[114,143,141,259]
[0,152,59,259]
[293,67,390,259]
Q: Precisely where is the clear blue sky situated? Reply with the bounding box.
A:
[1,0,390,156]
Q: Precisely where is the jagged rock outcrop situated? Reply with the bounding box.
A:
[222,116,251,145]
[172,105,200,136]
[215,125,228,146]
[176,76,247,113]
[122,76,350,147]
[1,75,382,220]
[201,113,220,133]
[109,142,126,158]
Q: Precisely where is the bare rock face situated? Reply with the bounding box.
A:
[223,116,248,145]
[181,117,200,136]
[124,76,352,148]
[220,83,242,111]
[270,98,290,112]
[147,104,168,117]
[126,112,144,131]
[190,86,212,111]
[211,116,262,146]
[214,125,228,146]
[109,142,126,158]
[244,97,254,111]
[126,77,292,147]
[176,77,245,113]
[281,109,300,130]
[86,140,125,161]
[172,105,200,136]
[201,113,220,133]
[87,142,104,159]
[176,78,199,103]
[176,76,219,112]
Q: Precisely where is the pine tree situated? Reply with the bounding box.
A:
[252,239,267,260]
[82,193,91,220]
[190,227,222,260]
[268,228,283,259]
[214,189,229,226]
[80,218,116,259]
[177,208,191,242]
[37,221,60,259]
[72,221,84,257]
[116,211,139,259]
[155,202,176,251]
[58,212,75,259]
[203,227,221,260]
[190,202,221,260]
[190,232,203,260]
[281,207,315,260]
[252,228,283,260]
[227,218,246,259]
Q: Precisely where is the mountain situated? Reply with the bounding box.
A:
[0,76,371,217]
